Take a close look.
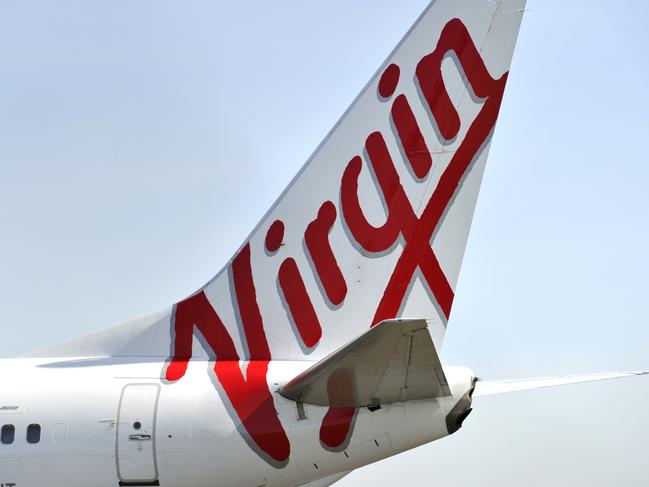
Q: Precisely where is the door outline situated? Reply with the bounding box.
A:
[115,383,161,485]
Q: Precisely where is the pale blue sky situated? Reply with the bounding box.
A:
[1,1,648,485]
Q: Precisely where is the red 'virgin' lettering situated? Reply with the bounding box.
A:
[232,245,271,360]
[378,63,400,99]
[165,245,290,464]
[341,131,454,320]
[320,407,357,450]
[392,94,433,179]
[265,220,285,253]
[325,17,510,449]
[305,201,347,306]
[341,17,508,326]
[416,18,504,141]
[320,369,357,450]
[375,18,508,325]
[165,17,512,462]
[278,258,323,348]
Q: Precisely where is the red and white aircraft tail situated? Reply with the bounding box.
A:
[9,2,648,486]
[31,0,526,362]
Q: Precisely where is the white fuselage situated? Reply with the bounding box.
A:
[0,359,473,487]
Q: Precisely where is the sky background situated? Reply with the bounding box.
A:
[0,0,648,485]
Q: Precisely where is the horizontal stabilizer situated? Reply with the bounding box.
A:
[279,319,451,407]
[474,371,648,397]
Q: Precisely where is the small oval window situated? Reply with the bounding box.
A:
[1,425,15,445]
[26,424,41,444]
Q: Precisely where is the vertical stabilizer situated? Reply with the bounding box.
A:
[28,0,526,466]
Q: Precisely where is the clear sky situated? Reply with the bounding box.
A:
[1,1,648,485]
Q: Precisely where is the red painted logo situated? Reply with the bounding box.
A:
[164,18,510,465]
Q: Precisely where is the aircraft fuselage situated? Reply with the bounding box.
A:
[0,359,474,487]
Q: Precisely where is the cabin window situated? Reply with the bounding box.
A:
[1,424,15,444]
[26,423,41,444]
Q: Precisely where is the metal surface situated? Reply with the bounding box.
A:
[279,319,451,407]
[474,371,649,397]
[116,384,161,483]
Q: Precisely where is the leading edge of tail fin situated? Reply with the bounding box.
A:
[28,0,526,361]
[161,0,527,365]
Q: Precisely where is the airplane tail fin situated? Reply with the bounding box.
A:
[29,0,526,363]
[26,0,527,467]
[161,0,526,363]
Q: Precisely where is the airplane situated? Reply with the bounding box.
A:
[0,0,646,486]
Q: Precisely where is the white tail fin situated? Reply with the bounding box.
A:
[30,0,526,362]
[28,0,527,467]
[161,0,527,365]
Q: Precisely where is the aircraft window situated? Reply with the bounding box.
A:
[1,425,15,444]
[26,424,41,444]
